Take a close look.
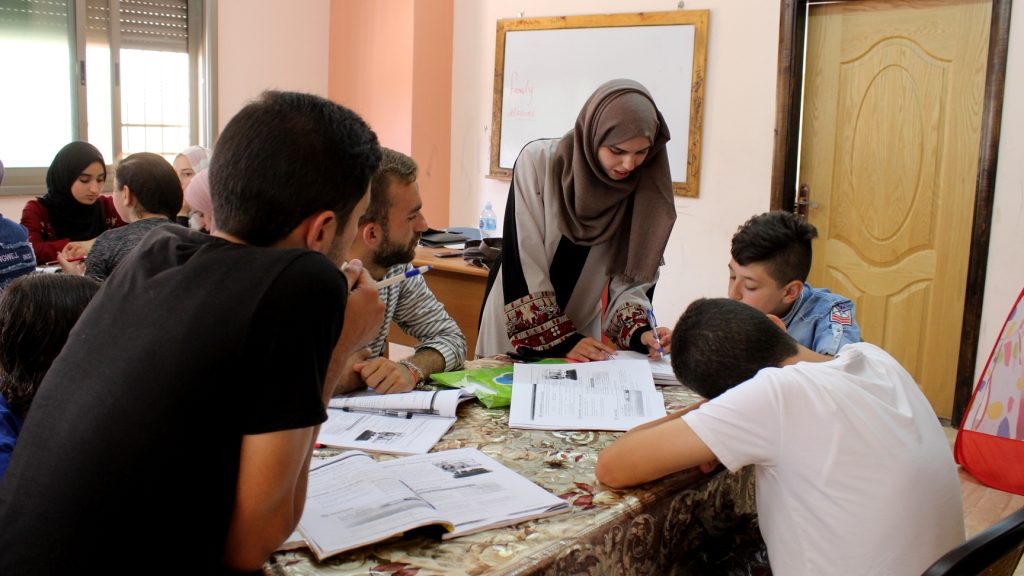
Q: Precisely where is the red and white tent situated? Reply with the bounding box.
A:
[955,288,1024,495]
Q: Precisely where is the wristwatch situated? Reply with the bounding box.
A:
[397,359,425,386]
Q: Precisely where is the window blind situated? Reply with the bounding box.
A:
[87,0,188,52]
[0,0,188,51]
[0,0,71,35]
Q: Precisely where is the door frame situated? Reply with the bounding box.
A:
[769,0,1013,425]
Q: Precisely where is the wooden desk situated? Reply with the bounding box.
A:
[266,382,760,575]
[388,246,489,355]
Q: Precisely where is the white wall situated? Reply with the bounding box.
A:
[976,4,1024,380]
[216,0,331,132]
[451,0,780,332]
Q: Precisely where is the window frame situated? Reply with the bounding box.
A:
[0,0,214,197]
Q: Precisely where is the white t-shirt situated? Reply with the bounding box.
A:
[683,342,964,575]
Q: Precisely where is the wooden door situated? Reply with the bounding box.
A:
[799,0,991,418]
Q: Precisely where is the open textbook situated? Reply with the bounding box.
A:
[295,448,570,560]
[317,389,473,455]
[509,359,667,431]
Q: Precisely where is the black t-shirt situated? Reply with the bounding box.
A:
[0,226,347,574]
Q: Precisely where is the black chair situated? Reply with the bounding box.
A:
[922,506,1024,576]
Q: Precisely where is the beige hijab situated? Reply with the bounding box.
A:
[552,79,675,283]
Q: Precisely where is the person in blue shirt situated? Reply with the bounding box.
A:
[0,273,99,479]
[0,159,37,289]
[728,210,861,355]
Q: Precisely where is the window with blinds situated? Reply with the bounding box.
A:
[86,0,188,53]
[0,0,207,189]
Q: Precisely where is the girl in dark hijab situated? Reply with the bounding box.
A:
[20,142,126,263]
[477,79,677,361]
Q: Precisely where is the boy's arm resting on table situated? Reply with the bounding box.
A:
[596,401,715,489]
[224,425,318,571]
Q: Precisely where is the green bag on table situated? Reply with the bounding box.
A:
[430,360,565,409]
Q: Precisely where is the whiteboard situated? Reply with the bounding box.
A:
[490,11,709,197]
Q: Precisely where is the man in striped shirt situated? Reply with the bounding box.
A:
[339,148,466,394]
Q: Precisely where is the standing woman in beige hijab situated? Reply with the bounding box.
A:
[476,79,677,360]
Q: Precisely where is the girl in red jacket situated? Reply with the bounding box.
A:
[20,141,125,263]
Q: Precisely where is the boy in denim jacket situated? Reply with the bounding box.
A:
[728,211,860,355]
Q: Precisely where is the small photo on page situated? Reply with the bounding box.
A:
[355,429,403,444]
[435,458,491,479]
[540,368,578,381]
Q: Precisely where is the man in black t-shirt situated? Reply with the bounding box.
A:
[0,92,385,574]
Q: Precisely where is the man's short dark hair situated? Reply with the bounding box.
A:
[670,298,798,399]
[114,152,183,220]
[360,148,418,227]
[211,91,381,246]
[730,211,818,286]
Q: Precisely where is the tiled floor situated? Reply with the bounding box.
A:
[944,426,1024,574]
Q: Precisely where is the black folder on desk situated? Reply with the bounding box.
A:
[419,228,471,247]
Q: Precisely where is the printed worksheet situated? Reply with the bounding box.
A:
[509,359,666,431]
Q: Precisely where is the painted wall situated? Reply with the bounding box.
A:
[976,4,1024,380]
[217,0,331,132]
[329,0,414,152]
[410,2,454,229]
[328,0,453,228]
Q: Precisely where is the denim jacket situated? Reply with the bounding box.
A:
[782,283,861,355]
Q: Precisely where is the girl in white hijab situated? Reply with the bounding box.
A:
[172,146,212,226]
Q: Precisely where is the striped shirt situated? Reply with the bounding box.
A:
[367,263,467,371]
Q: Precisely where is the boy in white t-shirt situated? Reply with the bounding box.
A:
[596,298,964,575]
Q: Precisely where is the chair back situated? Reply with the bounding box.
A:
[922,506,1024,576]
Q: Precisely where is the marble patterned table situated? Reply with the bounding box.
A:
[265,369,758,576]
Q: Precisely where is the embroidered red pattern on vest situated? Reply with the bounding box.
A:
[504,291,577,351]
[608,302,648,349]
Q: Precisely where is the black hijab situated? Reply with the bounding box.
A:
[38,141,108,241]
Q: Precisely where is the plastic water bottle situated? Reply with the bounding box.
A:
[479,201,497,238]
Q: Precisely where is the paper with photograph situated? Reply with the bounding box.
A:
[317,409,456,455]
[317,389,474,455]
[296,448,570,560]
[509,359,667,431]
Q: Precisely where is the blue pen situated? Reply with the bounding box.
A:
[377,265,431,288]
[645,308,665,355]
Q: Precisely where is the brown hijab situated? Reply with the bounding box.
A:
[552,79,675,283]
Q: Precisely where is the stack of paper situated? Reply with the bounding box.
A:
[509,359,667,431]
[609,350,682,385]
[317,389,473,455]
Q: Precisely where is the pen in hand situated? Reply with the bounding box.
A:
[645,308,665,356]
[377,265,431,288]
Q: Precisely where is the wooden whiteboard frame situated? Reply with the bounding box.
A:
[489,10,709,198]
